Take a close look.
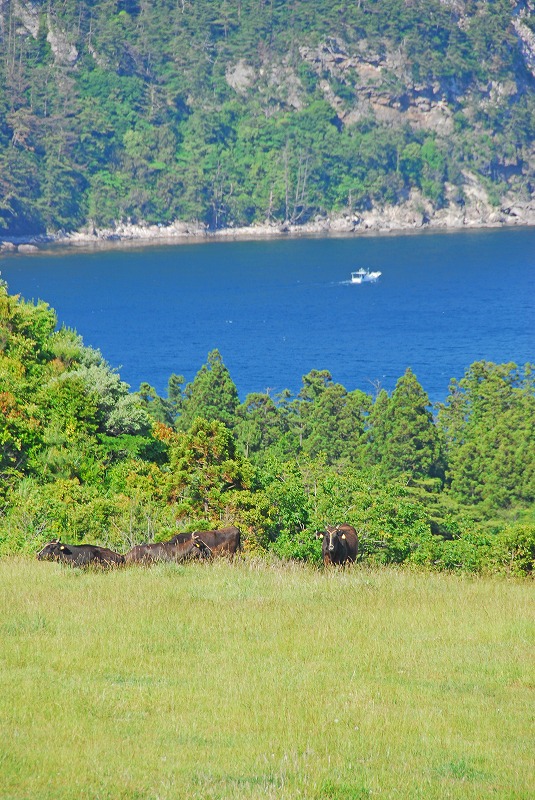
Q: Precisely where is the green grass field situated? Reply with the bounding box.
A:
[1,557,533,799]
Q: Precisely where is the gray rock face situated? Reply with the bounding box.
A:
[46,19,78,66]
[9,2,78,64]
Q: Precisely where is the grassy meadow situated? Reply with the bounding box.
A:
[0,557,533,800]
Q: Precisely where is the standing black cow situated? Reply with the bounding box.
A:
[124,532,210,564]
[316,524,358,566]
[37,540,125,567]
[169,526,241,557]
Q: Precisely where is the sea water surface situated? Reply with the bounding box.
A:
[1,228,534,404]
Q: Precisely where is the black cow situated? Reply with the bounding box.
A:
[124,532,210,565]
[169,526,241,557]
[37,540,125,567]
[316,524,358,567]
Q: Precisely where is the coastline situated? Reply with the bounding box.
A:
[2,194,535,255]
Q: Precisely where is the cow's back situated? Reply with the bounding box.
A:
[125,536,203,564]
[125,542,164,564]
[195,526,241,556]
[94,547,125,566]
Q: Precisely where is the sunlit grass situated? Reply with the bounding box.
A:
[1,557,533,799]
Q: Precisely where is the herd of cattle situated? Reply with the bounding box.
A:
[36,523,359,568]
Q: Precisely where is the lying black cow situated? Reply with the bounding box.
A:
[169,526,241,557]
[124,532,210,565]
[317,524,358,567]
[37,540,124,567]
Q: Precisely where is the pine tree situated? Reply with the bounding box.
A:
[177,349,239,431]
[366,388,393,468]
[235,392,282,459]
[367,369,443,480]
[302,383,371,463]
[438,361,535,509]
[166,416,252,517]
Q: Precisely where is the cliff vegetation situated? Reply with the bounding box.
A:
[2,0,535,237]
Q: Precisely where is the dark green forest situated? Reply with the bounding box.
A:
[1,278,533,573]
[1,0,535,235]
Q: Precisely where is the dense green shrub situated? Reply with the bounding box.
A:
[487,525,535,577]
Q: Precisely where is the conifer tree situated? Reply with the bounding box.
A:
[438,361,535,509]
[286,369,334,449]
[366,388,393,468]
[302,383,371,463]
[367,369,443,480]
[137,382,175,426]
[166,416,253,517]
[177,349,239,431]
[236,392,282,459]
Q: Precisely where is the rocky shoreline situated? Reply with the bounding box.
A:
[2,191,535,254]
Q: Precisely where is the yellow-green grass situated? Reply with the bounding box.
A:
[1,557,533,800]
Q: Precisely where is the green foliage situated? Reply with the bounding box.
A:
[236,392,284,459]
[299,373,371,463]
[270,529,322,563]
[0,1,534,234]
[437,362,535,510]
[136,379,178,426]
[177,349,240,431]
[427,529,492,573]
[260,458,312,538]
[0,284,169,547]
[0,390,40,484]
[487,524,535,577]
[0,477,121,553]
[257,456,435,566]
[38,375,102,437]
[367,368,444,480]
[165,416,255,521]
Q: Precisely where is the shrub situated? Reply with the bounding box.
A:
[486,524,535,576]
[270,530,322,564]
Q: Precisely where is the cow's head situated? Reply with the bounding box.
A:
[191,532,212,558]
[323,525,346,552]
[37,539,67,560]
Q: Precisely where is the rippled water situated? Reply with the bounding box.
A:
[2,227,534,403]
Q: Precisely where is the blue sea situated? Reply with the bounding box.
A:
[1,228,534,404]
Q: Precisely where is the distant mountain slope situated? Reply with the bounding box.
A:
[1,0,535,237]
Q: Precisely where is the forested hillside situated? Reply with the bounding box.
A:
[1,0,535,237]
[1,279,533,573]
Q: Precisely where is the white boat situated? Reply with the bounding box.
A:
[351,268,382,284]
